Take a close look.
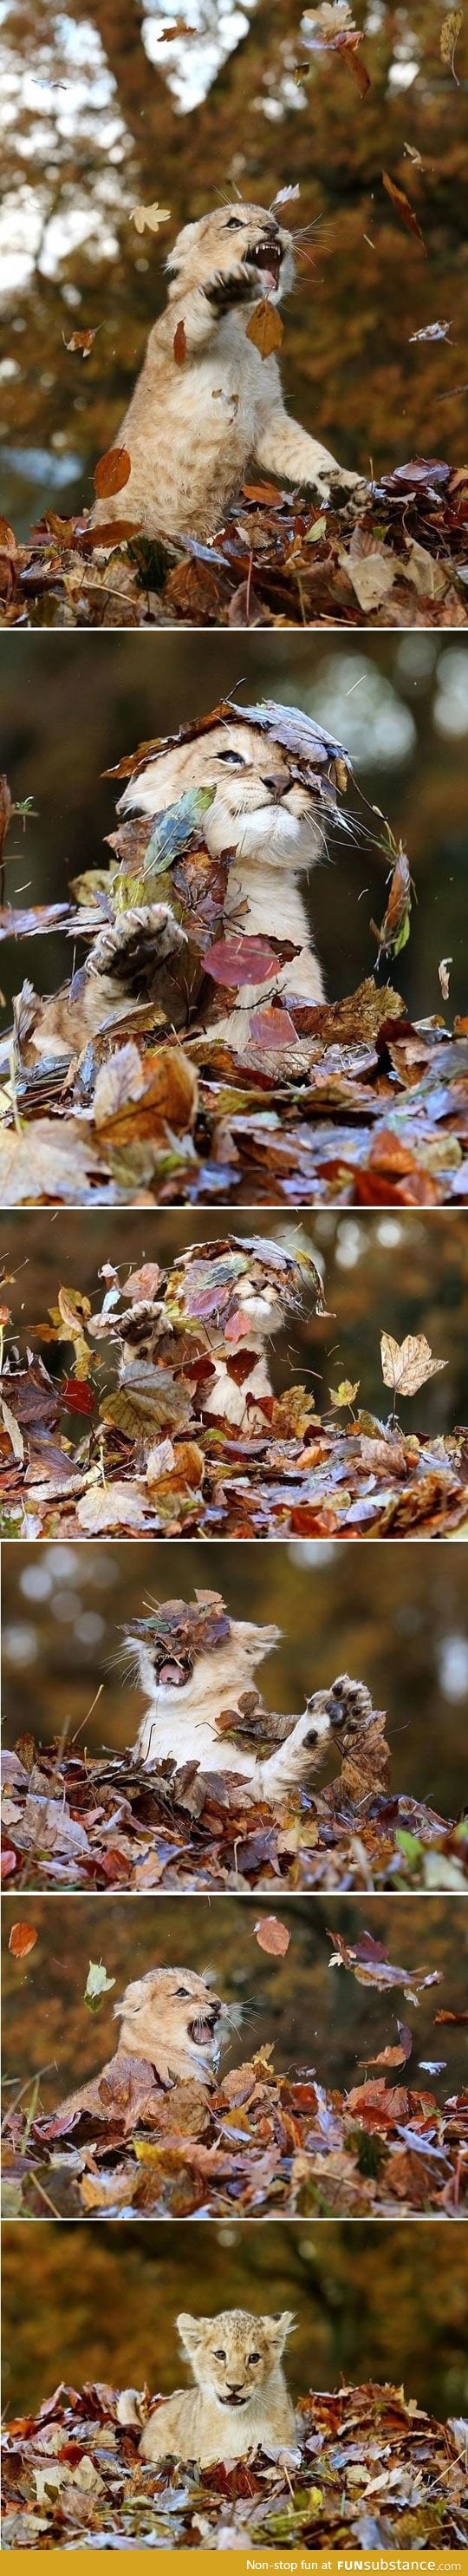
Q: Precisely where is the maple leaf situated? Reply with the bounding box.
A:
[380,1331,446,1401]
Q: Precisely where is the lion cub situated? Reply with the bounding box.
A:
[120,2309,296,2467]
[91,200,359,541]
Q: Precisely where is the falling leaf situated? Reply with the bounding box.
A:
[409,323,452,343]
[84,1960,116,2012]
[360,2021,413,2070]
[439,957,452,998]
[434,2009,468,2024]
[130,202,171,235]
[246,300,284,359]
[329,1379,360,1408]
[94,448,131,500]
[439,8,463,81]
[271,183,301,206]
[382,173,426,252]
[64,330,99,358]
[8,1922,38,1959]
[254,1916,290,1956]
[371,847,413,959]
[173,319,187,365]
[327,1930,443,2006]
[157,17,196,36]
[380,1331,446,1400]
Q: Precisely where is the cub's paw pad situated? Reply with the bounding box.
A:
[205,266,256,312]
[328,1674,374,1732]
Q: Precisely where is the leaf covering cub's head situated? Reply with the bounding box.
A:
[165,201,295,309]
[177,2307,295,2404]
[120,706,348,878]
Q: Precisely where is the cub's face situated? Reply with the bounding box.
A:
[127,1617,281,1712]
[114,1966,223,2056]
[166,200,294,307]
[178,2307,295,2403]
[120,722,324,877]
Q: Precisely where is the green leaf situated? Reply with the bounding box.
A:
[143,787,215,879]
[84,1959,116,2012]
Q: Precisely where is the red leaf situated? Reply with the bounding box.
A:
[254,1916,290,1956]
[204,937,284,988]
[173,321,187,365]
[62,1377,96,1415]
[8,1921,38,1958]
[1,1850,17,1880]
[94,447,132,500]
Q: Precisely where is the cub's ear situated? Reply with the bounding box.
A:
[263,2311,296,2349]
[178,2313,204,2355]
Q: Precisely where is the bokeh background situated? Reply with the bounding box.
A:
[0,632,467,1021]
[3,2220,468,2419]
[1,2,467,532]
[3,1892,467,2112]
[3,1534,467,1814]
[1,1206,467,1428]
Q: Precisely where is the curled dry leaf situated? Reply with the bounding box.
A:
[380,1330,446,1400]
[246,300,284,360]
[84,1960,116,2011]
[94,448,131,500]
[439,957,452,999]
[130,203,171,235]
[8,1921,38,1959]
[254,1916,290,1956]
[382,172,426,252]
[173,320,187,365]
[327,1929,443,2006]
[439,8,463,79]
[410,323,452,343]
[371,847,413,960]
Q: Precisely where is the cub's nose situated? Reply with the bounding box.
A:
[261,772,286,800]
[228,2383,244,2397]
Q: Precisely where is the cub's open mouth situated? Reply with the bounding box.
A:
[218,2393,250,2408]
[188,2012,218,2044]
[247,239,283,286]
[156,1656,192,1687]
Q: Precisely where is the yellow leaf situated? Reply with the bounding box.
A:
[439,9,463,78]
[380,1331,446,1399]
[130,202,171,236]
[246,299,284,360]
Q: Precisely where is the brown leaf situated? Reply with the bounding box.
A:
[380,1331,446,1399]
[371,848,413,959]
[124,1265,161,1302]
[204,936,291,988]
[360,2021,413,2070]
[254,1916,290,1956]
[64,330,98,358]
[173,320,187,365]
[382,173,426,252]
[94,448,132,500]
[439,9,463,78]
[8,1922,38,1959]
[246,300,284,359]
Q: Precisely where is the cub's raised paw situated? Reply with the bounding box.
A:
[328,1673,374,1734]
[205,265,258,314]
[89,904,186,985]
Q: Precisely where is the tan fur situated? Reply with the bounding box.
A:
[121,718,326,1036]
[90,201,359,542]
[130,1619,367,1804]
[129,2309,296,2466]
[119,1263,290,1427]
[54,1971,224,2127]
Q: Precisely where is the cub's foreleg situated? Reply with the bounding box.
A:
[255,401,361,499]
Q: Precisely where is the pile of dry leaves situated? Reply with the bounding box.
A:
[0,1240,467,1540]
[1,712,466,1207]
[1,462,467,634]
[3,1698,466,1893]
[3,1919,467,2220]
[3,2377,466,2551]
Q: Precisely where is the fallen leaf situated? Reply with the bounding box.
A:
[380,1331,446,1399]
[246,300,284,359]
[254,1916,290,1956]
[8,1922,38,1959]
[382,172,426,251]
[94,448,131,500]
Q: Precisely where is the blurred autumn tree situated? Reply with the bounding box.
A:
[3,1891,467,2106]
[3,2219,468,2417]
[1,2,467,533]
[0,632,466,1023]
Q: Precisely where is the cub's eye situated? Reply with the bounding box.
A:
[224,217,244,230]
[248,2352,261,2365]
[175,1986,191,1998]
[217,749,246,767]
[213,2349,226,2362]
